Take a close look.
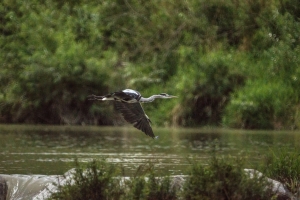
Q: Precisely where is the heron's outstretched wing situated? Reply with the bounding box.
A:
[114,102,155,138]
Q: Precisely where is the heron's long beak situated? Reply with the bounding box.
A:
[168,95,177,98]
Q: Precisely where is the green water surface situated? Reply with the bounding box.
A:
[0,125,299,175]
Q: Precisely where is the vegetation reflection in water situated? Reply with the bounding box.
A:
[0,125,299,175]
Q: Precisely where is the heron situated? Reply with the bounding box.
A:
[88,89,177,138]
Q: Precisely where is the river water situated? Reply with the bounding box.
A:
[0,125,299,176]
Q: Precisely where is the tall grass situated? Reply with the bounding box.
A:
[49,160,124,200]
[123,164,178,200]
[262,149,300,197]
[182,155,273,200]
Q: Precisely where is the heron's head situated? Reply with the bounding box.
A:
[158,93,177,99]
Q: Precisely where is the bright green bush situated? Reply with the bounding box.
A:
[170,49,246,126]
[223,13,300,129]
[223,80,295,129]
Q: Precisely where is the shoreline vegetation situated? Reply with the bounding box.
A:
[1,0,300,130]
[0,146,298,199]
[47,150,300,200]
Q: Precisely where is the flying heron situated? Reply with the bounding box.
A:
[88,89,177,138]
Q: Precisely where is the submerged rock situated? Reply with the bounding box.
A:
[244,169,297,200]
[0,174,59,200]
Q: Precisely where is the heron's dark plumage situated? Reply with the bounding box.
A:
[114,102,154,138]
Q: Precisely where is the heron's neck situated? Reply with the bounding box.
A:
[139,95,161,103]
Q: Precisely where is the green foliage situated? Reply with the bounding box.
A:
[48,155,289,200]
[262,149,300,196]
[0,0,116,124]
[183,155,273,200]
[223,80,295,129]
[223,11,300,129]
[222,5,300,129]
[124,164,177,200]
[1,0,300,128]
[49,160,124,200]
[171,50,245,126]
[49,161,177,200]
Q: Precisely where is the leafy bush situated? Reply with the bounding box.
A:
[182,155,273,200]
[262,150,300,197]
[222,8,300,130]
[49,160,124,200]
[171,49,245,126]
[124,164,177,200]
[223,80,295,129]
[48,161,177,200]
[0,1,116,124]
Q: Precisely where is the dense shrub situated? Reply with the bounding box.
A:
[223,16,300,129]
[262,150,300,197]
[123,164,177,200]
[0,1,115,124]
[223,80,295,129]
[170,50,245,126]
[182,155,273,200]
[49,160,124,200]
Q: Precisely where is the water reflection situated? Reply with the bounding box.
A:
[0,125,299,176]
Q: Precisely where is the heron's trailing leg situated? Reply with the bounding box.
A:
[87,94,104,101]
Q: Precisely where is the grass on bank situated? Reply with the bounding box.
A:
[262,149,300,197]
[182,156,273,200]
[48,160,124,200]
[47,150,300,200]
[48,160,178,200]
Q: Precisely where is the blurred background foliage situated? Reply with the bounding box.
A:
[1,0,300,129]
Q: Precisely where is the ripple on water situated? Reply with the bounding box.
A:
[0,126,299,175]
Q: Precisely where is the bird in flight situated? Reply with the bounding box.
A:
[88,89,176,138]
